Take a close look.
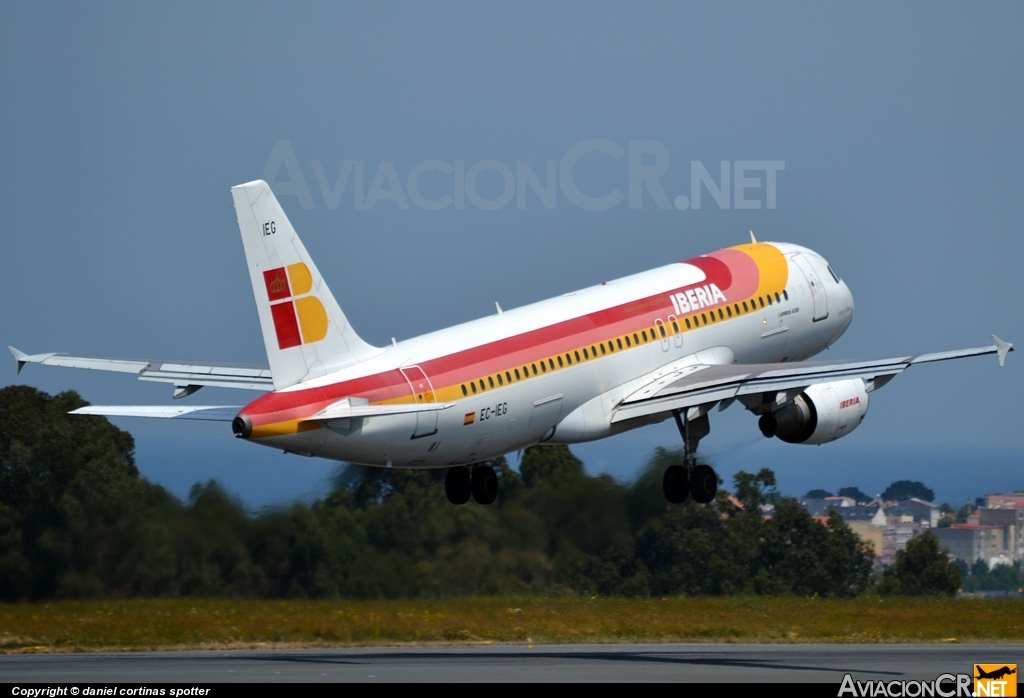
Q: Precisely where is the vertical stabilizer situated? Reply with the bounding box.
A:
[231,180,379,389]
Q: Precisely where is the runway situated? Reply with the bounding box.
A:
[1,643,1020,683]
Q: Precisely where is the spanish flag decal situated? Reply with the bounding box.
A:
[263,263,328,349]
[464,412,475,426]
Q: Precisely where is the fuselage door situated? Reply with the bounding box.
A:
[792,253,829,321]
[400,365,438,438]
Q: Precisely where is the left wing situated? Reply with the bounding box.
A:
[10,346,272,397]
[613,335,1013,423]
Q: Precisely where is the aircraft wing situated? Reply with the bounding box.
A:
[69,405,241,421]
[9,346,272,396]
[612,335,1013,424]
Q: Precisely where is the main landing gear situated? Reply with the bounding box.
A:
[663,409,718,505]
[445,464,498,505]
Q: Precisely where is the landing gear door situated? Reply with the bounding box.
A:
[792,253,829,321]
[400,365,438,438]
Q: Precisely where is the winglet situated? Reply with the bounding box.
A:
[8,346,28,377]
[749,230,757,243]
[992,335,1013,367]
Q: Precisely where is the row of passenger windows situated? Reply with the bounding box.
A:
[457,289,789,397]
[680,290,789,329]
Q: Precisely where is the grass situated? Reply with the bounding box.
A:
[1,596,1023,652]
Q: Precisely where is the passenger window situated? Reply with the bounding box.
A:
[625,336,631,347]
[642,330,648,342]
[767,295,772,306]
[505,371,511,383]
[557,356,564,367]
[487,377,494,388]
[784,290,789,301]
[775,293,781,303]
[591,345,597,357]
[702,313,708,324]
[540,362,546,373]
[461,384,467,396]
[617,338,623,350]
[633,333,639,344]
[600,344,606,355]
[549,359,555,370]
[718,309,724,320]
[496,374,503,386]
[759,297,765,308]
[574,351,580,362]
[514,368,520,380]
[742,301,748,312]
[532,363,538,375]
[659,325,666,337]
[726,306,732,318]
[471,382,477,394]
[672,320,679,333]
[685,318,691,329]
[583,348,589,359]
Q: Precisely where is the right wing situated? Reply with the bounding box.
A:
[613,335,1013,423]
[10,346,272,396]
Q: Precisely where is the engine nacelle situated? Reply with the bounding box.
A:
[758,379,869,445]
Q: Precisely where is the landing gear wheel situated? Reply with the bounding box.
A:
[690,464,718,504]
[662,464,690,504]
[471,465,498,505]
[445,466,471,505]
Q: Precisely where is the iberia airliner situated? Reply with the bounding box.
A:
[11,180,1013,505]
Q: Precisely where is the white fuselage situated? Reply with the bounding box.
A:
[241,242,854,467]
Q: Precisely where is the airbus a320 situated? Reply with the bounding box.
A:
[11,180,1013,506]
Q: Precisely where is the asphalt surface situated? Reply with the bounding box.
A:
[1,643,1021,683]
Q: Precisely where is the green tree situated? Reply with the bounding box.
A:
[837,487,871,504]
[878,532,960,596]
[881,480,935,503]
[804,489,833,499]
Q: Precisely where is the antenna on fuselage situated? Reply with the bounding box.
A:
[749,230,757,243]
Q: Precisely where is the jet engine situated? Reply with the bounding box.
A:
[758,379,869,445]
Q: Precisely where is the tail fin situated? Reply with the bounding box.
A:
[231,180,379,389]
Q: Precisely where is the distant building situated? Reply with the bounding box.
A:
[978,503,1024,563]
[880,521,928,566]
[986,494,1024,509]
[847,521,883,556]
[933,524,1004,564]
[796,497,923,565]
[899,498,940,528]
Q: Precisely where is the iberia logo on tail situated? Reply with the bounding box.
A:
[263,263,328,349]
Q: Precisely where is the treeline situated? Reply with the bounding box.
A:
[0,386,960,601]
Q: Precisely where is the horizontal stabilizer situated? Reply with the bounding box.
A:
[70,405,241,421]
[303,399,455,423]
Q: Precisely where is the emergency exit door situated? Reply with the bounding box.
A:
[400,365,438,438]
[792,253,829,321]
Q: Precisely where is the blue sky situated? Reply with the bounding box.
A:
[2,3,1022,507]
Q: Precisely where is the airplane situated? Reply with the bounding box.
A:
[10,179,1014,506]
[975,666,1017,681]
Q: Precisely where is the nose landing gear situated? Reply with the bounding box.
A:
[662,408,718,504]
[445,464,498,505]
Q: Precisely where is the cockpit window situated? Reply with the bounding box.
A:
[827,265,841,283]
